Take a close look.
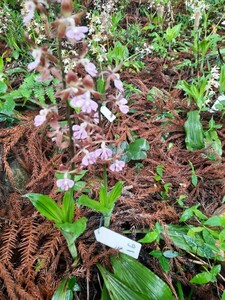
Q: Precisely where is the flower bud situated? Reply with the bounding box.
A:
[83,75,94,89]
[66,71,78,85]
[61,0,73,17]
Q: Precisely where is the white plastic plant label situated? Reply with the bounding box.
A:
[94,227,141,259]
[100,106,116,122]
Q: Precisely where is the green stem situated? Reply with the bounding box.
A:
[62,232,78,259]
[103,164,111,227]
[58,38,75,173]
[103,164,108,194]
[103,214,111,228]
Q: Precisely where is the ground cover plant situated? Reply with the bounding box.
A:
[1,0,225,299]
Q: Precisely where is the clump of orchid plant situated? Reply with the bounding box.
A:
[23,0,130,258]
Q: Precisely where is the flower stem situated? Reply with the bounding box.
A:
[58,38,75,172]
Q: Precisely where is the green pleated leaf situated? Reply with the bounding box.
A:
[98,264,149,300]
[24,193,63,223]
[111,253,174,300]
[61,191,74,223]
[108,181,123,206]
[78,194,108,213]
[100,284,111,300]
[184,110,204,151]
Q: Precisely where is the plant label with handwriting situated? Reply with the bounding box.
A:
[94,227,141,259]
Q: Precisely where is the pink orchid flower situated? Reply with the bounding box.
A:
[56,172,74,191]
[72,123,88,140]
[28,48,42,71]
[82,151,97,166]
[80,59,97,77]
[116,97,129,114]
[109,160,125,172]
[34,108,49,126]
[114,78,124,91]
[23,1,36,25]
[95,142,112,160]
[71,92,98,113]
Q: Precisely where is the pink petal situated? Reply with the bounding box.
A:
[119,105,129,114]
[114,79,124,91]
[85,62,97,77]
[34,115,46,127]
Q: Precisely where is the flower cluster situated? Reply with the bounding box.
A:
[185,0,209,21]
[86,0,118,63]
[25,0,129,191]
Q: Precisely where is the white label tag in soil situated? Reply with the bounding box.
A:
[94,227,141,259]
[100,106,116,122]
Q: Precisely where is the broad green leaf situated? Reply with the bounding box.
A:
[100,284,111,300]
[180,205,196,222]
[68,276,80,292]
[56,217,87,239]
[126,138,150,162]
[99,184,107,207]
[98,264,148,300]
[165,24,181,42]
[184,110,204,151]
[108,181,123,206]
[52,276,78,300]
[194,209,207,220]
[0,81,7,94]
[163,250,179,258]
[78,194,108,213]
[138,231,158,243]
[190,271,213,284]
[24,193,63,223]
[202,229,216,246]
[204,129,222,156]
[150,250,163,258]
[52,278,68,300]
[211,265,221,277]
[111,253,174,300]
[0,97,15,116]
[167,225,218,259]
[204,216,225,227]
[191,174,198,187]
[74,170,87,182]
[222,290,225,300]
[61,191,74,223]
[73,181,86,191]
[159,256,170,273]
[156,165,163,177]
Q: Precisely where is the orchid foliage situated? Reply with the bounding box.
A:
[23,0,130,255]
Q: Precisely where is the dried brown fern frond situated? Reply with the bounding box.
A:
[0,223,18,266]
[7,192,23,221]
[18,219,40,280]
[0,263,18,299]
[14,283,38,300]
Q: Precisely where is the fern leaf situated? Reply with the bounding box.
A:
[0,224,18,265]
[34,87,45,104]
[45,86,56,104]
